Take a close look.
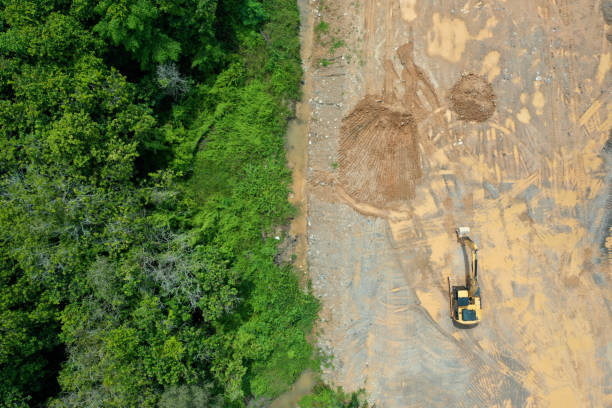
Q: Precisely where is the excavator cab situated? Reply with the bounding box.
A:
[448,227,482,326]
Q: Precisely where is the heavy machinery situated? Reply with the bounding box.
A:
[448,227,481,326]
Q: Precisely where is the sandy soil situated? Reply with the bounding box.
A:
[299,0,612,406]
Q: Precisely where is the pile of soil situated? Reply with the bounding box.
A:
[338,96,421,208]
[449,73,496,122]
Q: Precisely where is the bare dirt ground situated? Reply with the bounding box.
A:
[299,0,612,406]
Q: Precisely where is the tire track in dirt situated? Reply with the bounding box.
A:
[307,0,612,406]
[363,0,377,93]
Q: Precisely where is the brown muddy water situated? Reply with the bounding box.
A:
[285,0,313,276]
[269,370,318,408]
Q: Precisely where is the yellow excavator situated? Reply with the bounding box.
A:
[448,227,481,326]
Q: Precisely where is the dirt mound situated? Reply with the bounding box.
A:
[603,0,612,24]
[338,96,421,208]
[449,73,496,122]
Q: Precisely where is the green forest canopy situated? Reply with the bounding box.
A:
[0,0,321,406]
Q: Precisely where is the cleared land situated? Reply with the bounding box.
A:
[299,0,612,406]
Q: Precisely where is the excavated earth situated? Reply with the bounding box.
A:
[338,96,421,208]
[297,0,612,406]
[449,73,497,122]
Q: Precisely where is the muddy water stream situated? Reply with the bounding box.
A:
[269,0,316,406]
[269,370,317,408]
[285,0,313,275]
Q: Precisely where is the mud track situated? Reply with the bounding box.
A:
[301,0,612,406]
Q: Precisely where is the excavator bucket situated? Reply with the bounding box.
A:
[457,227,471,238]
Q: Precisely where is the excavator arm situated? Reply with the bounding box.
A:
[462,237,478,280]
[456,229,479,298]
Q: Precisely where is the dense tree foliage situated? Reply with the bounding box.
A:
[0,0,319,406]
